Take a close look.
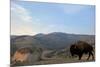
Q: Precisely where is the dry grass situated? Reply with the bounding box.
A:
[21,54,95,66]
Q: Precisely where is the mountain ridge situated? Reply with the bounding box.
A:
[10,32,95,56]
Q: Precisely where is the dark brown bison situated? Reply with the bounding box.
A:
[70,41,94,60]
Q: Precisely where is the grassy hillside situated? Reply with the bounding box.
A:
[10,32,95,66]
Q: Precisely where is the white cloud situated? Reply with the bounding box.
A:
[11,2,33,23]
[11,2,34,35]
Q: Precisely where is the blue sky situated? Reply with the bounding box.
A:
[11,1,95,35]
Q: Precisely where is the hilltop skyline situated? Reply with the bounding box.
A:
[11,1,95,35]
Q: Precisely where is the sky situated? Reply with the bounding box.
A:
[11,1,95,35]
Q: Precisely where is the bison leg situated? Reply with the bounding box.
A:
[71,53,74,57]
[79,54,83,60]
[87,52,91,60]
[90,52,94,60]
[87,52,94,60]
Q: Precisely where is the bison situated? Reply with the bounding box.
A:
[70,41,94,60]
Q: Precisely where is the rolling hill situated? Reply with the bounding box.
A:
[11,32,95,52]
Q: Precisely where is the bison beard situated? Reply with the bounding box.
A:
[70,41,94,60]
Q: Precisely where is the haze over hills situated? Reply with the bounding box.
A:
[11,32,95,52]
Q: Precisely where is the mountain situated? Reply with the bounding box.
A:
[11,32,95,55]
